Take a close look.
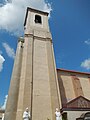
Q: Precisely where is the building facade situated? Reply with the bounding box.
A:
[57,69,90,120]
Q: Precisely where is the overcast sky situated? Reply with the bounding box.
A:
[0,0,90,105]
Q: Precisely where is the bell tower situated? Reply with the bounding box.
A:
[5,8,60,120]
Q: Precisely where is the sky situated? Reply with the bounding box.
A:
[0,0,90,105]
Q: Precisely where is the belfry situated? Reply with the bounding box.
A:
[4,8,60,120]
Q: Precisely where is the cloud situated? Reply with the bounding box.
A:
[0,54,5,72]
[84,39,90,45]
[0,0,52,35]
[81,58,90,70]
[2,42,15,59]
[0,95,8,110]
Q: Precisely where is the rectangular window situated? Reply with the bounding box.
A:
[35,15,42,24]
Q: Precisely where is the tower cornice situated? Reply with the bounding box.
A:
[24,34,52,43]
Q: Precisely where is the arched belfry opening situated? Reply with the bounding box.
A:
[35,15,42,24]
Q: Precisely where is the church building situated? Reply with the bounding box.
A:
[0,7,90,120]
[57,69,90,120]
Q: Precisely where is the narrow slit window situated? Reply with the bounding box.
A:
[35,15,42,24]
